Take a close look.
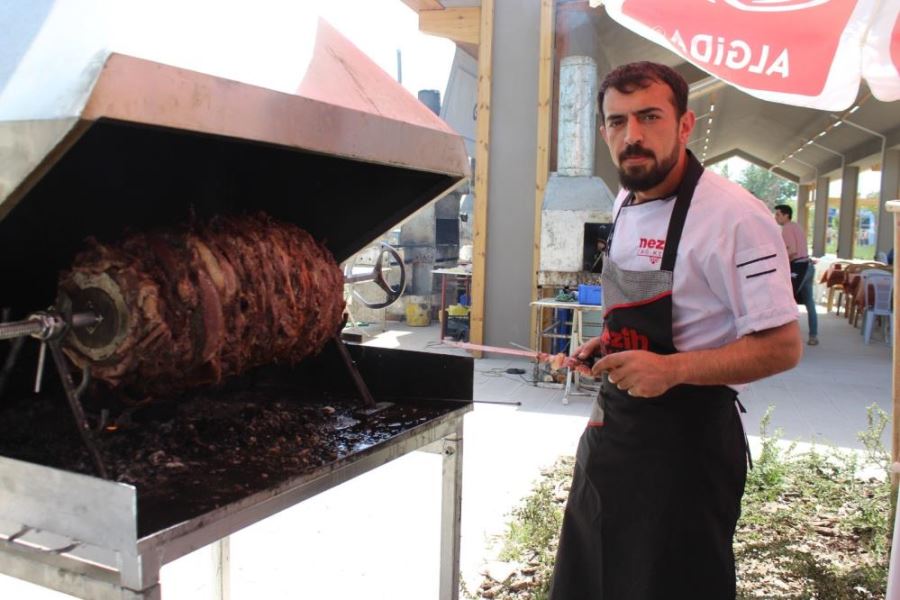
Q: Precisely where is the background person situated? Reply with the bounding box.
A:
[550,61,802,600]
[774,204,818,345]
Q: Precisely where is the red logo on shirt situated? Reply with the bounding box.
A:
[637,238,666,264]
[600,326,650,354]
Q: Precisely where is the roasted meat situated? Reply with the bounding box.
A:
[59,213,345,393]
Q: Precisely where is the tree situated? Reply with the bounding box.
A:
[738,164,798,210]
[711,161,731,181]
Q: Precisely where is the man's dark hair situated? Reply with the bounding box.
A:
[774,204,793,220]
[598,62,689,121]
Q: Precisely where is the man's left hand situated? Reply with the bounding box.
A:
[592,350,676,398]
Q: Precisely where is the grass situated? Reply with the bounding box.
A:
[468,405,893,600]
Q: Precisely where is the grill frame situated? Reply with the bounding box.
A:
[0,397,468,599]
[0,32,473,600]
[0,343,474,599]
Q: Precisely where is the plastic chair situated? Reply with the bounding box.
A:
[824,260,851,313]
[837,263,867,317]
[858,269,893,344]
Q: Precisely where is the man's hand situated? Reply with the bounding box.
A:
[564,336,604,370]
[592,350,675,397]
[589,321,802,398]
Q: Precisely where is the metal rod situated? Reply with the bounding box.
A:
[0,311,100,342]
[34,342,46,394]
[344,265,397,284]
[331,336,376,408]
[443,340,539,359]
[0,336,25,398]
[0,318,44,341]
[46,339,108,479]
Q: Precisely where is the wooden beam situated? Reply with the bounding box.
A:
[458,42,480,60]
[531,0,556,351]
[419,7,481,46]
[401,0,444,11]
[888,200,900,488]
[469,0,493,351]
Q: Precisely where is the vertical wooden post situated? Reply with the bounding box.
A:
[469,0,494,352]
[530,0,557,351]
[887,200,900,486]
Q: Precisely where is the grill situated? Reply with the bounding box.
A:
[0,19,472,600]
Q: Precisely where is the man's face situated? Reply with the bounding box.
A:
[600,81,694,192]
[774,210,789,226]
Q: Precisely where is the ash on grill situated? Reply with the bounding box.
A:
[0,376,453,536]
[59,212,345,394]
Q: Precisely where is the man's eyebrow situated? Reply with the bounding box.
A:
[604,107,665,122]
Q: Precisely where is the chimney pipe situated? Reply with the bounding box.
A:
[557,56,598,177]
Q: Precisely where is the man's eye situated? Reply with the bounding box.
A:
[640,114,660,122]
[607,120,624,128]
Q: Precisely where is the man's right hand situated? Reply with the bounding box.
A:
[564,336,603,369]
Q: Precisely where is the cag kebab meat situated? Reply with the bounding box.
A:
[58,213,345,394]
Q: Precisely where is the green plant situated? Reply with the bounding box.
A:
[735,405,891,598]
[471,407,892,599]
[745,405,790,501]
[858,403,890,476]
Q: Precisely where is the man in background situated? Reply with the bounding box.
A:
[774,204,818,345]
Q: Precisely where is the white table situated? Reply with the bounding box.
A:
[530,298,604,404]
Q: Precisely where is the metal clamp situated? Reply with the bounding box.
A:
[0,308,108,479]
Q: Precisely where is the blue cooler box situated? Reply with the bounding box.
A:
[578,284,602,305]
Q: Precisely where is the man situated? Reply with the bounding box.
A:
[774,204,819,345]
[549,62,802,600]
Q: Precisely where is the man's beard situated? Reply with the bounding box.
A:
[617,142,680,192]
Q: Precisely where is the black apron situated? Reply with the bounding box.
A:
[550,154,748,600]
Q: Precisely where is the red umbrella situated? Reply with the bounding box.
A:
[597,0,900,110]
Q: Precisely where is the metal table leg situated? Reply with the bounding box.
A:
[440,274,448,340]
[439,422,463,600]
[212,537,230,600]
[423,421,463,600]
[562,309,581,405]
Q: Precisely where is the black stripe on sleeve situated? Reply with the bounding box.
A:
[736,254,777,269]
[746,268,777,279]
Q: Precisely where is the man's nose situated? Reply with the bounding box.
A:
[623,115,643,145]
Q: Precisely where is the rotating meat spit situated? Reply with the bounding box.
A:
[0,307,108,478]
[0,215,410,479]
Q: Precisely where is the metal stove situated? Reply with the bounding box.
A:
[0,18,472,600]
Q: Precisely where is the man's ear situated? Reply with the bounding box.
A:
[599,126,609,145]
[679,110,696,143]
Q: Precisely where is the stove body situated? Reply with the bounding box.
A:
[0,22,472,600]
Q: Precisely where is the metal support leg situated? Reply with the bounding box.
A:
[212,537,231,600]
[531,306,543,385]
[562,309,584,405]
[439,423,463,600]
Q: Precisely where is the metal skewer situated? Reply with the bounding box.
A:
[0,309,108,479]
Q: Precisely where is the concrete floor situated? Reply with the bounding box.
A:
[2,302,893,599]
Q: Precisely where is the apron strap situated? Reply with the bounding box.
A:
[734,396,753,470]
[660,151,704,272]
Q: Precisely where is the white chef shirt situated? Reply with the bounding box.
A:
[608,169,799,353]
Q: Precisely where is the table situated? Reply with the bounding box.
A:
[433,267,473,340]
[531,298,604,404]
